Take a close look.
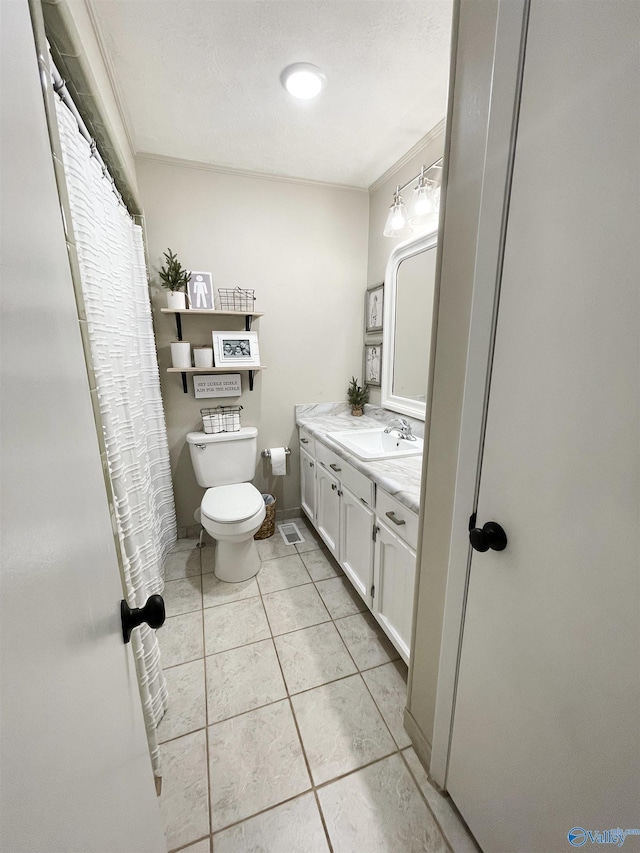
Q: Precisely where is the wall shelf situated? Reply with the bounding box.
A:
[162,308,265,393]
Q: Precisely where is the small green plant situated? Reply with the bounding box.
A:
[159,248,190,292]
[347,376,369,408]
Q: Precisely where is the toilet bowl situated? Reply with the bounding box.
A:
[186,427,265,583]
[200,483,266,581]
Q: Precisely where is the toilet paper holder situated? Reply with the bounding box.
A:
[261,447,291,458]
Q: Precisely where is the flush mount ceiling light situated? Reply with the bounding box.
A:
[384,159,443,237]
[280,63,326,100]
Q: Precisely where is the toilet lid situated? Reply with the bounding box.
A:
[201,483,264,524]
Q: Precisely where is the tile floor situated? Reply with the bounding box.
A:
[157,517,478,853]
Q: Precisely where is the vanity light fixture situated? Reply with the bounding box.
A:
[280,63,326,100]
[384,159,443,237]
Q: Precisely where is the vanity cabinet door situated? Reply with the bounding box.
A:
[299,447,316,522]
[373,521,416,664]
[339,485,374,606]
[315,465,340,558]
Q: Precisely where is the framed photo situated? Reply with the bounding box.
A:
[363,342,382,387]
[365,283,383,333]
[187,271,214,310]
[212,331,261,367]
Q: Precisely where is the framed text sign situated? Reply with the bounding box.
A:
[193,374,242,399]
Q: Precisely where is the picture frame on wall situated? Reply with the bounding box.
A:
[212,330,261,367]
[363,342,382,386]
[187,271,214,310]
[365,282,383,333]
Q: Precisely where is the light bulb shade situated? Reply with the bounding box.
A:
[410,184,435,218]
[383,196,410,237]
[281,63,326,99]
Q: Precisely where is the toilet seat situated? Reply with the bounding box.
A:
[201,483,264,524]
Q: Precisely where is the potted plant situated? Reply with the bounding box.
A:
[347,376,369,417]
[159,248,190,310]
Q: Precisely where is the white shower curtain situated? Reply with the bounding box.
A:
[54,95,176,775]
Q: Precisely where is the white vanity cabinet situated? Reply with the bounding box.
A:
[299,447,316,521]
[315,463,340,558]
[298,425,418,663]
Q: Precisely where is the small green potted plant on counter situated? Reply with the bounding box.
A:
[347,376,369,417]
[159,248,190,310]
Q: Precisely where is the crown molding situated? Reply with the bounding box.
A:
[368,118,446,193]
[135,152,369,194]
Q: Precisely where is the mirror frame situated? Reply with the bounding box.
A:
[381,227,439,420]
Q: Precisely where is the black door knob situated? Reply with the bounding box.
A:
[469,521,508,552]
[121,594,165,644]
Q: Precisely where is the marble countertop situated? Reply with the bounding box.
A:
[294,403,423,514]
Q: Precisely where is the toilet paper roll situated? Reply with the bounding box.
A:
[269,447,287,476]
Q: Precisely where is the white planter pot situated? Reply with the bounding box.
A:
[166,291,187,310]
[170,341,191,369]
[193,347,214,369]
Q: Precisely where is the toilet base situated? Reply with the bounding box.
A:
[214,537,261,583]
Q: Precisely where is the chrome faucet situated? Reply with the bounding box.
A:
[384,417,417,441]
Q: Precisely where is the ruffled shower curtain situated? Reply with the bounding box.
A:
[55,94,176,775]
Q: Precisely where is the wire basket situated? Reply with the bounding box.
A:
[217,287,256,312]
[201,405,243,434]
[254,495,276,540]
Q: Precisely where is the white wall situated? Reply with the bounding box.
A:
[366,128,445,404]
[136,156,369,530]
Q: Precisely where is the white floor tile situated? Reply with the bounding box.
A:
[256,554,312,594]
[256,536,298,561]
[159,730,209,852]
[159,612,204,668]
[208,700,311,831]
[334,611,399,670]
[318,753,448,853]
[362,660,410,748]
[274,621,356,694]
[202,571,259,608]
[212,792,329,853]
[300,548,342,581]
[164,576,203,617]
[403,748,480,853]
[315,576,367,619]
[180,839,210,853]
[203,596,270,655]
[291,674,395,785]
[205,639,286,723]
[158,659,206,743]
[164,544,202,581]
[262,584,331,635]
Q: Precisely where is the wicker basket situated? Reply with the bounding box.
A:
[254,494,276,540]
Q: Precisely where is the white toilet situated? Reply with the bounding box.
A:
[186,426,266,582]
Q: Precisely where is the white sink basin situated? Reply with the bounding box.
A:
[327,428,423,461]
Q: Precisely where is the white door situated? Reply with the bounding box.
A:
[299,446,316,522]
[339,485,374,604]
[373,523,416,663]
[446,3,640,851]
[315,465,340,558]
[0,4,165,851]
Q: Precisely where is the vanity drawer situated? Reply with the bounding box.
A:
[316,442,374,506]
[376,489,419,550]
[298,426,315,457]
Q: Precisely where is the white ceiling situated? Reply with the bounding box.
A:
[90,0,453,188]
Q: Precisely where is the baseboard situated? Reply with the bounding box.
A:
[403,707,433,774]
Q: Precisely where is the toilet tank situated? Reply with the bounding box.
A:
[186,427,259,487]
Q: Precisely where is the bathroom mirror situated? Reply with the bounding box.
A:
[381,229,438,420]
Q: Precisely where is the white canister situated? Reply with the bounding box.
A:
[193,347,214,369]
[170,341,191,369]
[166,291,187,310]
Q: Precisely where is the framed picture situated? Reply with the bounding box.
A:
[212,331,261,367]
[365,283,383,333]
[187,271,214,310]
[363,342,382,386]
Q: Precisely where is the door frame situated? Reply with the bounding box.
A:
[430,0,530,788]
